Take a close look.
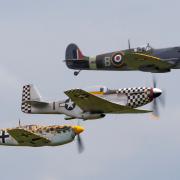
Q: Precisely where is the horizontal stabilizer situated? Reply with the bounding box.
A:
[24,100,49,107]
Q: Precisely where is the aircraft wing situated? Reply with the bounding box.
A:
[64,89,151,114]
[7,128,50,146]
[124,52,173,71]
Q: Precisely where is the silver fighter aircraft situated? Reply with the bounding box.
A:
[21,83,163,120]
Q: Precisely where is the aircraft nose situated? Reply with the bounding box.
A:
[73,126,84,135]
[153,88,162,98]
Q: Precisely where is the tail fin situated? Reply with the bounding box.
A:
[21,84,42,113]
[65,43,87,60]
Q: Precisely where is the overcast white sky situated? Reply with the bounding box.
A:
[0,0,180,180]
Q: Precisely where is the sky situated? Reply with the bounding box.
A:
[0,0,180,179]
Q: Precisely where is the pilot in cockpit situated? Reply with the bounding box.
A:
[133,43,152,53]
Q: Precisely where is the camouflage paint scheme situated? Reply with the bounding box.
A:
[0,125,84,147]
[65,43,180,73]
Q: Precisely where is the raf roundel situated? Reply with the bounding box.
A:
[114,54,122,63]
[111,52,124,67]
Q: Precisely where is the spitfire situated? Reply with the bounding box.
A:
[0,124,84,151]
[21,84,163,120]
[64,42,180,75]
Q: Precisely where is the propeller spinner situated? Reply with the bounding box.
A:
[151,77,165,117]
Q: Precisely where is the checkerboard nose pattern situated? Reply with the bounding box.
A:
[21,85,31,113]
[118,87,152,108]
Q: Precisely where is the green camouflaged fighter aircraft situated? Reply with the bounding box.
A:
[64,41,180,76]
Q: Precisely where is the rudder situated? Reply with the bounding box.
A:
[65,43,86,60]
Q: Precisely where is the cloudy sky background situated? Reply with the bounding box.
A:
[0,0,180,179]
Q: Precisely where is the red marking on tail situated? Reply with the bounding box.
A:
[77,48,84,60]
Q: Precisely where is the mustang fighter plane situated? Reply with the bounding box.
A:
[64,43,180,75]
[0,124,84,151]
[21,83,163,120]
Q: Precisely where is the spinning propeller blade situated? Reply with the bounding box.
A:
[151,76,165,118]
[77,134,84,153]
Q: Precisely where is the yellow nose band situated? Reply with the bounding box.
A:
[72,126,84,134]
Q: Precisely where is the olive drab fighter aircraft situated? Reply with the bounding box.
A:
[0,124,84,152]
[64,42,180,76]
[21,82,163,120]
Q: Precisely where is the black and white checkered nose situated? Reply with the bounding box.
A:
[153,88,162,98]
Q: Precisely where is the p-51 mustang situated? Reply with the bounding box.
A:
[21,83,163,120]
[0,124,84,152]
[64,42,180,76]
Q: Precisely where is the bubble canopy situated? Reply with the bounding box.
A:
[83,86,108,93]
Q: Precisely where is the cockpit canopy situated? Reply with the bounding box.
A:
[133,43,152,53]
[84,86,109,93]
[23,125,39,130]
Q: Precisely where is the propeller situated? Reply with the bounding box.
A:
[151,76,165,118]
[73,124,85,153]
[77,133,84,153]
